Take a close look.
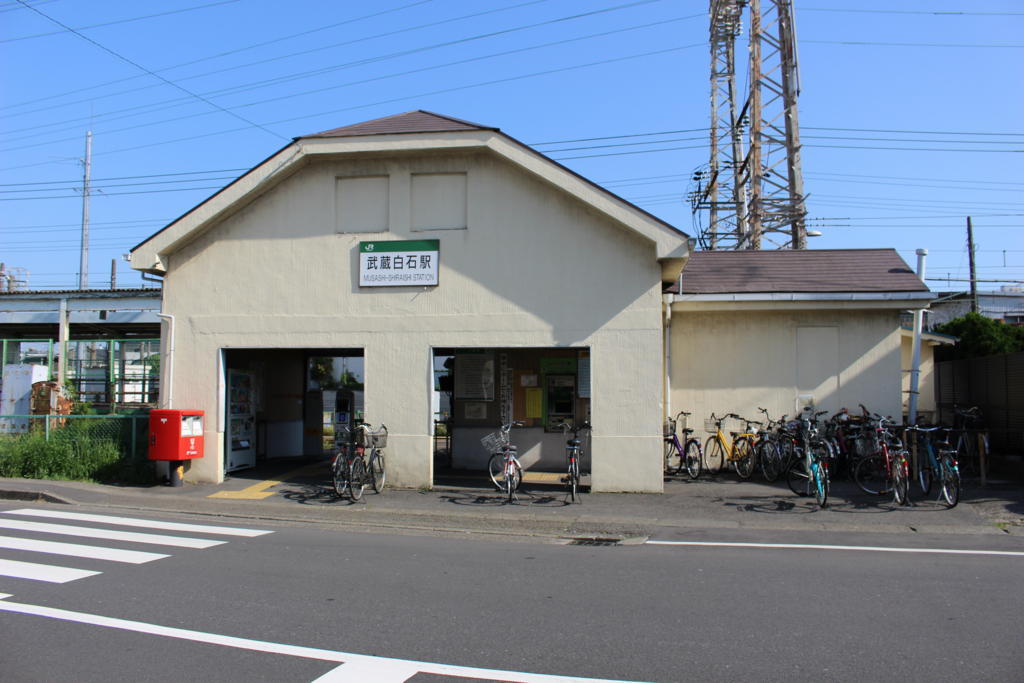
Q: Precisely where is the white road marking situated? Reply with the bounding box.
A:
[312,659,423,682]
[0,535,169,564]
[3,509,272,537]
[0,558,100,583]
[0,519,225,549]
[645,540,1024,557]
[0,596,642,683]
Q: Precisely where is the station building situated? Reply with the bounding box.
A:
[128,111,932,492]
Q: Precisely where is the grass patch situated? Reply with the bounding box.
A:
[0,432,154,485]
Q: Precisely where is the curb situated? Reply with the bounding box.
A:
[0,489,74,505]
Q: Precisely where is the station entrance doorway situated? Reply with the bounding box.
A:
[432,347,590,486]
[222,349,364,473]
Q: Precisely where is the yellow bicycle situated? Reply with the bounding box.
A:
[703,412,757,478]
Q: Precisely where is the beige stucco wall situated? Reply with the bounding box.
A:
[158,150,670,491]
[669,307,904,429]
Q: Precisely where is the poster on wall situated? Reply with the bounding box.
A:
[454,352,494,400]
[359,239,439,287]
[578,353,591,398]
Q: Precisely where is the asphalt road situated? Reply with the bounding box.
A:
[1,502,1022,682]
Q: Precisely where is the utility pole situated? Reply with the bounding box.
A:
[79,131,93,290]
[967,216,978,313]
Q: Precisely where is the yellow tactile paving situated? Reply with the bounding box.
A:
[208,461,326,500]
[520,472,566,483]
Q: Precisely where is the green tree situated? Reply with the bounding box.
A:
[935,312,1024,360]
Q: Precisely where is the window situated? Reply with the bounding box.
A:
[411,173,467,231]
[336,176,388,233]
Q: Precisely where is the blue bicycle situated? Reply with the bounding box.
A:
[905,424,961,508]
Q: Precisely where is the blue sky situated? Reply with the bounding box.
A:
[1,0,1021,294]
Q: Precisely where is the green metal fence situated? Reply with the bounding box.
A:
[0,414,149,462]
[1,338,160,407]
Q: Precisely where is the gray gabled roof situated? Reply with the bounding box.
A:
[670,248,929,295]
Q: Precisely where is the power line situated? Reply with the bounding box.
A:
[0,2,692,149]
[0,169,247,187]
[804,39,1024,48]
[0,184,224,200]
[13,0,287,142]
[0,0,439,113]
[0,0,241,43]
[801,7,1024,17]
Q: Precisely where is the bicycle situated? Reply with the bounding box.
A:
[331,422,387,500]
[331,424,367,501]
[361,423,388,494]
[484,421,524,502]
[784,408,832,508]
[905,424,961,508]
[754,407,785,482]
[560,420,591,503]
[951,405,985,477]
[703,413,755,478]
[663,411,702,479]
[853,414,910,506]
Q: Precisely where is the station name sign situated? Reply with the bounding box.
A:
[359,239,439,287]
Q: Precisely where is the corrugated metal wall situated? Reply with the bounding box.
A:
[936,351,1024,454]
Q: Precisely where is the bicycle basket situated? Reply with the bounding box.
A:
[480,431,506,453]
[704,418,718,434]
[663,418,676,437]
[367,428,387,448]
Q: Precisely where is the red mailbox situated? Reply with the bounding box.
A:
[149,409,205,462]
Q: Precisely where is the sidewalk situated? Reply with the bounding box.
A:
[1,459,1022,540]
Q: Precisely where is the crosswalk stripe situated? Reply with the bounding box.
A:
[0,558,100,583]
[3,509,273,537]
[0,519,225,549]
[0,535,169,564]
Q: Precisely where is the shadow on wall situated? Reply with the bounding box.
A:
[673,310,903,421]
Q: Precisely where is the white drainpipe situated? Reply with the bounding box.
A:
[663,293,673,421]
[907,249,927,424]
[157,313,174,409]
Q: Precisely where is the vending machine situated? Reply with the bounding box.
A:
[226,369,256,472]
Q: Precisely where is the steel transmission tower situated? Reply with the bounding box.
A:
[692,0,808,250]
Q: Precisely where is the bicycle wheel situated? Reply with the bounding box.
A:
[664,439,681,475]
[892,452,909,506]
[786,456,810,497]
[703,437,725,474]
[732,437,755,479]
[684,439,703,480]
[757,440,779,482]
[348,457,367,501]
[917,455,933,496]
[331,455,347,497]
[506,461,522,502]
[854,455,891,496]
[813,458,829,508]
[369,450,386,493]
[488,453,504,490]
[956,433,978,476]
[569,457,579,503]
[939,454,961,508]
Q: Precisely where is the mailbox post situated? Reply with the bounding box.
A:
[149,409,204,487]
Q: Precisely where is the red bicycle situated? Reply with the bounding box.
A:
[853,413,910,505]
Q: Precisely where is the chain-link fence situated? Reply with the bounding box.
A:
[0,413,151,483]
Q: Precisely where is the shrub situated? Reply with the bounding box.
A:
[0,432,153,484]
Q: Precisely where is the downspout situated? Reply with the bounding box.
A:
[663,292,673,421]
[907,249,927,424]
[157,313,174,409]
